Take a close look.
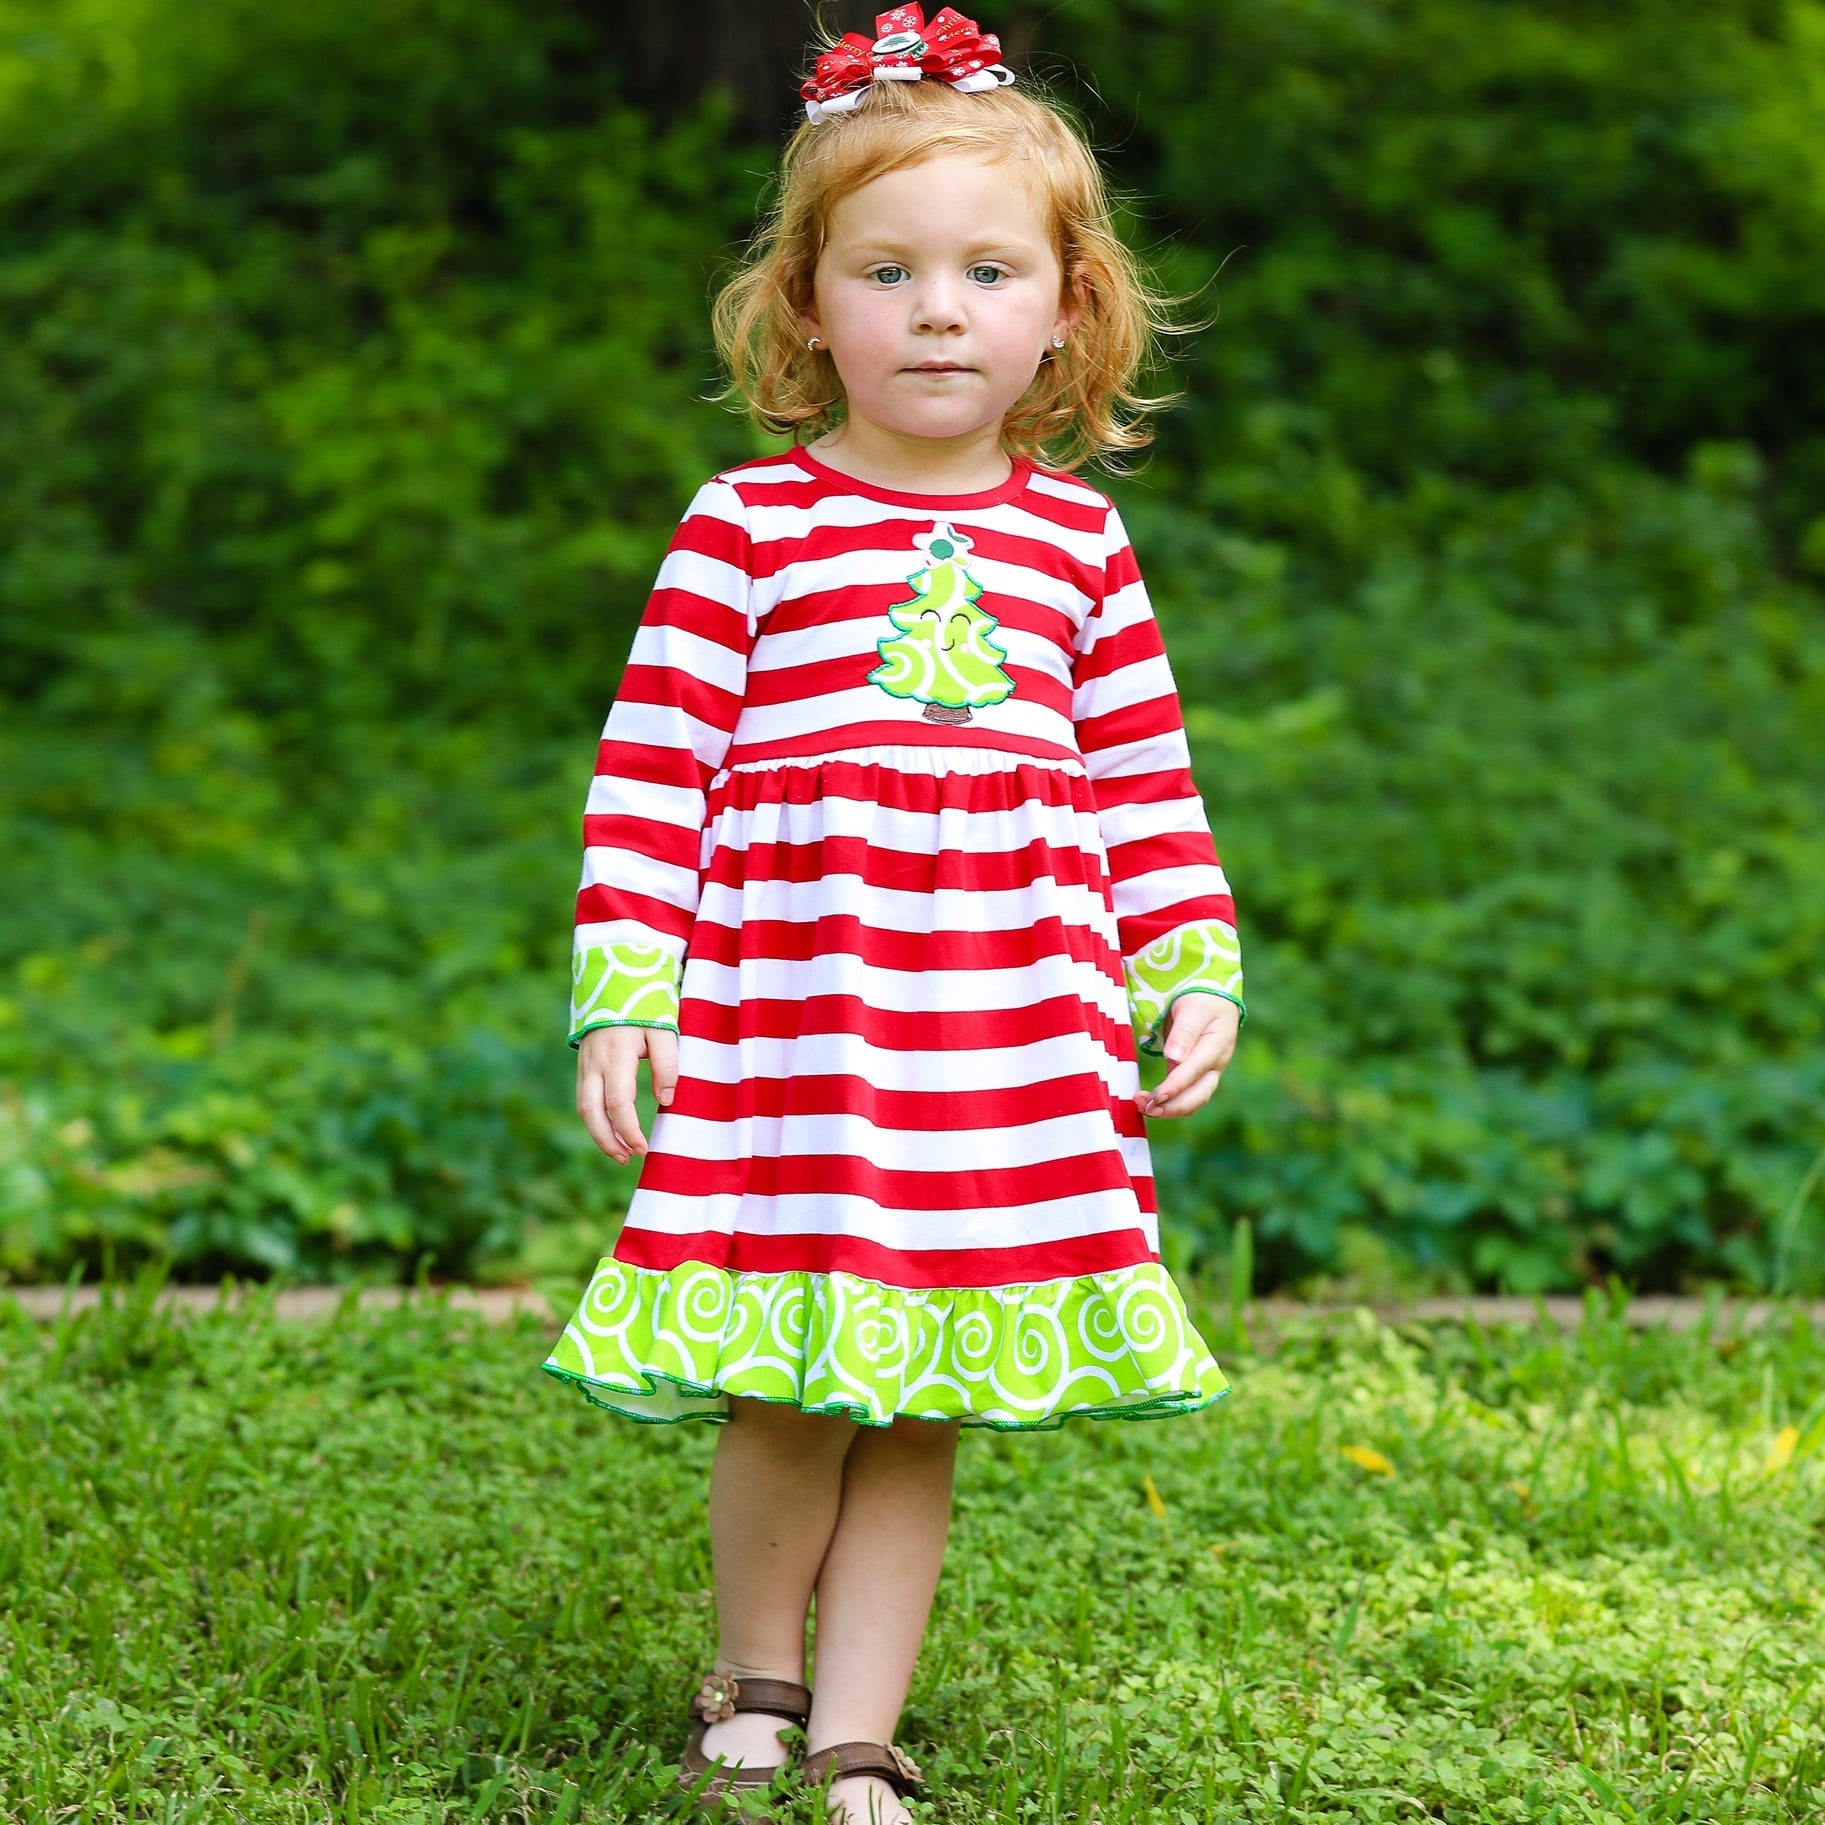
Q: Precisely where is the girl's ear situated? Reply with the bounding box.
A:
[1053,267,1090,343]
[798,275,825,344]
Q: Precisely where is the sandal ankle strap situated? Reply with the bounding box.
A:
[690,1670,813,1728]
[801,1739,923,1794]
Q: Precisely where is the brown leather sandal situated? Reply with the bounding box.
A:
[675,1671,813,1808]
[800,1739,924,1811]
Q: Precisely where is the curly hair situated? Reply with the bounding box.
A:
[707,69,1203,475]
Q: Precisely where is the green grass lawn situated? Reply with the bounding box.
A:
[1,1277,1821,1823]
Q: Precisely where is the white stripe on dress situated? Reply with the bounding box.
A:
[692,875,1121,946]
[678,1030,1136,1098]
[682,953,1131,1028]
[627,1187,1155,1253]
[655,1110,1148,1175]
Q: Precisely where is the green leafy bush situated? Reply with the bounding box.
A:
[2,0,1822,1289]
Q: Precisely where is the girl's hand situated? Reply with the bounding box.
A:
[1137,993,1241,1120]
[576,1025,679,1164]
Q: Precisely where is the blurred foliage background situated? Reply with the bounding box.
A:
[2,0,1822,1294]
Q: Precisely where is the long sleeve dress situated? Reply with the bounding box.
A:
[540,444,1245,1430]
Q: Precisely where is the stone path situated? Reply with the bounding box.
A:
[3,1283,1820,1333]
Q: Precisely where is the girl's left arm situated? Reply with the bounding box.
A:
[570,476,755,1048]
[1072,502,1246,1092]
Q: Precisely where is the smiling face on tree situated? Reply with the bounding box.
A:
[866,521,1016,722]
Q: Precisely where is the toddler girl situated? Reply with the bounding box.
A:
[542,9,1246,1821]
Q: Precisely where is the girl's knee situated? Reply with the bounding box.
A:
[727,1394,856,1457]
[883,1415,962,1456]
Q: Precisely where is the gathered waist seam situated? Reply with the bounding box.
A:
[710,745,1089,791]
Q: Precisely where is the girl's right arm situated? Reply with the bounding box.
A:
[569,475,755,1159]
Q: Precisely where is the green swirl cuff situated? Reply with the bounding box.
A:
[569,939,682,1047]
[1125,919,1246,1056]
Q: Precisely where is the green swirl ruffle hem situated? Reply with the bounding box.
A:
[541,1258,1230,1430]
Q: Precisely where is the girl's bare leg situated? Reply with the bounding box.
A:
[807,1417,962,1825]
[698,1397,857,1767]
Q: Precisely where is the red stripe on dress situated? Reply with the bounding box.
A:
[639,1146,1131,1208]
[954,519,1104,587]
[714,755,1092,811]
[683,990,1136,1059]
[723,458,1106,527]
[737,648,1059,717]
[1104,537,1143,592]
[1073,623,1166,690]
[766,584,1080,671]
[1022,466,1113,528]
[575,885,695,940]
[721,724,1082,768]
[699,836,1108,906]
[582,813,699,870]
[619,662,743,730]
[613,1223,1159,1288]
[755,541,1081,601]
[1111,905,1239,959]
[642,586,750,650]
[686,913,1122,986]
[595,737,711,792]
[1086,770,1204,812]
[671,1071,1146,1136]
[670,505,750,571]
[1106,828,1228,880]
[1075,696,1187,758]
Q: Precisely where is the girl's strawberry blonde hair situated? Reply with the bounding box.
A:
[708,68,1201,476]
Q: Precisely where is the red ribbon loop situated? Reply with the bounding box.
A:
[800,6,1008,113]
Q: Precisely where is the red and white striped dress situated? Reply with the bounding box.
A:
[542,445,1245,1430]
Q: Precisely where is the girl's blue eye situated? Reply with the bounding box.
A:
[872,266,908,284]
[970,265,1005,285]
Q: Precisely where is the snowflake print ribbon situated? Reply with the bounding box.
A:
[800,5,1016,123]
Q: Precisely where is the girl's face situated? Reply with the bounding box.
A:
[802,153,1084,456]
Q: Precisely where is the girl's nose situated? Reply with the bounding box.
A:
[910,277,967,332]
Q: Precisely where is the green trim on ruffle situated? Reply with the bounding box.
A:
[569,939,680,1048]
[1126,919,1246,1056]
[540,1259,1230,1431]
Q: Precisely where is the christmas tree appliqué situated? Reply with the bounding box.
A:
[866,523,1016,724]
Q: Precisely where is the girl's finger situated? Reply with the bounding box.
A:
[604,1084,648,1157]
[1144,1069,1221,1119]
[1145,1030,1230,1108]
[647,1028,681,1109]
[577,1067,630,1162]
[1161,1018,1237,1071]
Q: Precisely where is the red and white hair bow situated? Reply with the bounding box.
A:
[800,5,1015,124]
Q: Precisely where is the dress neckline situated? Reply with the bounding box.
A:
[793,442,1034,509]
